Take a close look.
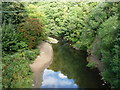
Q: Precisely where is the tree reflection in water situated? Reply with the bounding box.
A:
[46,43,108,88]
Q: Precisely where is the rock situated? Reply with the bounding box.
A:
[46,37,59,44]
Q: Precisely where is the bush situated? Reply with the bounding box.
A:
[2,2,27,24]
[97,15,119,88]
[2,49,40,88]
[17,17,45,49]
[2,23,18,52]
[2,23,28,53]
[86,61,97,69]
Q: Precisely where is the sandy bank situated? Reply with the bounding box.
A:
[29,41,53,88]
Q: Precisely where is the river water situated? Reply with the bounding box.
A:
[39,42,109,88]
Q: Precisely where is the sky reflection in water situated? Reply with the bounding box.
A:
[41,69,78,88]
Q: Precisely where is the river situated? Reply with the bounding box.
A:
[38,43,108,88]
[32,41,110,89]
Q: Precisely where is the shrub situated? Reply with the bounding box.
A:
[17,17,45,49]
[2,23,28,53]
[98,15,119,88]
[2,2,27,24]
[2,49,40,88]
[86,61,97,69]
[2,23,18,52]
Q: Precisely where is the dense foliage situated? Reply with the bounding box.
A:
[2,2,27,24]
[2,2,44,88]
[2,49,39,88]
[36,2,96,38]
[2,23,28,52]
[33,2,119,88]
[99,16,119,88]
[2,1,119,89]
[81,3,119,88]
[17,17,45,49]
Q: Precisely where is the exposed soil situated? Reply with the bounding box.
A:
[29,41,53,88]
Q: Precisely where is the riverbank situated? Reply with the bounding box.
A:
[29,37,59,88]
[30,42,53,88]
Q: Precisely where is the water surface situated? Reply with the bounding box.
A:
[41,42,109,88]
[41,69,78,88]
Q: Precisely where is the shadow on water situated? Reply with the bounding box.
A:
[47,42,109,88]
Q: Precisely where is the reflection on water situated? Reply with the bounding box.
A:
[47,43,109,88]
[41,69,78,88]
[40,42,109,88]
